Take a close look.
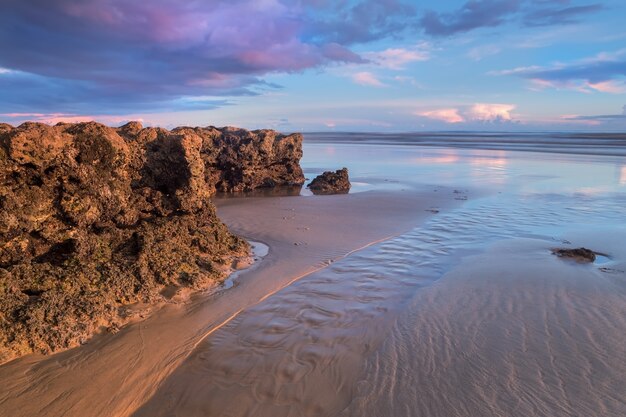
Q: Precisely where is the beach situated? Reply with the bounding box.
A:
[1,136,625,417]
[4,1,626,415]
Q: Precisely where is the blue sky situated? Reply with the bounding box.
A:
[1,0,625,131]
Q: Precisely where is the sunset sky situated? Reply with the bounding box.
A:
[1,0,625,131]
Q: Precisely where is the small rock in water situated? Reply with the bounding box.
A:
[552,247,597,263]
[307,167,351,195]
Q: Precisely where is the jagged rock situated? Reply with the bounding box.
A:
[552,247,597,263]
[0,121,304,363]
[308,167,351,195]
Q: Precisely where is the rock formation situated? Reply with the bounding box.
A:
[0,121,304,363]
[307,167,351,195]
[552,247,597,263]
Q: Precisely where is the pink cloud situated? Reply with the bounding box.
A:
[237,40,338,72]
[1,113,56,118]
[529,78,614,94]
[0,112,146,126]
[468,103,515,121]
[366,46,430,69]
[416,103,516,124]
[495,50,626,95]
[417,108,464,123]
[62,1,292,46]
[56,0,361,74]
[529,78,626,94]
[587,80,626,94]
[352,72,387,87]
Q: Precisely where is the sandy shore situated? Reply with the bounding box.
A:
[129,200,626,417]
[0,187,463,417]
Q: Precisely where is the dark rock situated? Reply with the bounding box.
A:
[307,167,351,195]
[0,121,304,363]
[552,247,597,263]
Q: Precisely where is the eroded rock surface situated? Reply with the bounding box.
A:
[308,167,351,195]
[0,121,304,363]
[552,247,597,263]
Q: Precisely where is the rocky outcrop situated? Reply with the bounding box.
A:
[552,247,597,263]
[308,167,351,195]
[0,121,304,363]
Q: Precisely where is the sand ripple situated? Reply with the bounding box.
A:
[134,191,626,416]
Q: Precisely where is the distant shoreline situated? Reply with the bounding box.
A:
[303,131,626,157]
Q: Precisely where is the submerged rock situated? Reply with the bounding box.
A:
[0,121,304,363]
[552,247,597,263]
[308,167,351,195]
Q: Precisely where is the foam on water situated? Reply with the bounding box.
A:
[218,241,269,291]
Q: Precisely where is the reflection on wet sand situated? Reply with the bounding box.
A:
[619,165,626,185]
[134,156,626,416]
[342,238,626,417]
[215,185,304,198]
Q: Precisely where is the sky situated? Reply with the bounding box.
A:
[1,0,625,132]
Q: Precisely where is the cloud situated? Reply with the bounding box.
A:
[365,45,430,69]
[558,111,626,128]
[523,4,604,27]
[561,104,626,122]
[468,103,515,121]
[417,108,464,123]
[420,1,603,37]
[417,103,516,124]
[352,72,387,87]
[563,114,626,121]
[555,105,626,129]
[302,0,418,44]
[0,69,234,114]
[489,65,544,76]
[586,80,626,94]
[421,0,522,36]
[495,50,626,94]
[2,0,420,115]
[0,112,148,126]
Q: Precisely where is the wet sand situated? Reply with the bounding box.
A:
[129,142,625,417]
[0,187,461,417]
[132,207,626,417]
[342,237,626,417]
